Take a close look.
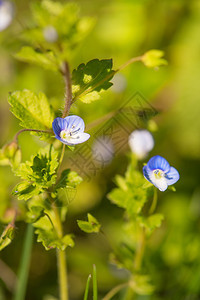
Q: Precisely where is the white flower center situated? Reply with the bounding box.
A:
[60,125,81,141]
[153,169,165,180]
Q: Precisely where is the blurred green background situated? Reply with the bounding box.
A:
[0,0,200,299]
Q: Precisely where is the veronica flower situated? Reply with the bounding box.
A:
[143,155,180,192]
[128,130,154,160]
[52,115,90,146]
[0,0,14,32]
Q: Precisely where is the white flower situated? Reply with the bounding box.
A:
[43,26,58,43]
[92,136,114,166]
[128,129,154,159]
[0,1,14,32]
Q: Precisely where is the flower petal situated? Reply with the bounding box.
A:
[65,115,85,132]
[143,165,152,183]
[165,166,180,185]
[60,133,90,146]
[147,155,170,172]
[150,176,168,192]
[52,117,67,136]
[143,165,168,191]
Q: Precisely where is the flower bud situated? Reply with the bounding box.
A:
[2,141,21,168]
[0,1,14,32]
[128,130,154,160]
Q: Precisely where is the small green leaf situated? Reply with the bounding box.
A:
[56,169,82,189]
[138,213,164,235]
[12,182,40,201]
[72,59,115,103]
[130,274,154,295]
[15,46,59,71]
[26,206,45,223]
[35,227,74,250]
[8,90,54,131]
[13,146,59,200]
[0,224,15,251]
[142,49,167,68]
[77,213,101,233]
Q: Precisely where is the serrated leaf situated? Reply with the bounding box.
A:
[138,213,164,235]
[13,146,59,200]
[56,169,82,189]
[142,49,167,68]
[8,89,54,131]
[12,182,40,201]
[0,224,15,251]
[108,164,148,218]
[26,206,45,223]
[72,59,115,103]
[77,213,101,233]
[15,47,59,71]
[35,227,74,250]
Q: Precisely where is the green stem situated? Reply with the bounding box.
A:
[57,249,68,300]
[14,224,34,300]
[93,264,98,300]
[134,227,146,271]
[102,283,128,300]
[59,144,66,166]
[53,205,69,300]
[149,187,158,215]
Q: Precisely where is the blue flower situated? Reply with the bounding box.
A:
[52,115,90,146]
[143,155,180,192]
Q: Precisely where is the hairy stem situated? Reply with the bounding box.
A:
[62,61,73,118]
[14,128,52,143]
[14,224,34,300]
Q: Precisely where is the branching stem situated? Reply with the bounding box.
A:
[14,128,52,143]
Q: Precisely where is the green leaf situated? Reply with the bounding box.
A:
[56,169,82,189]
[138,213,164,235]
[142,49,168,68]
[35,227,74,250]
[8,89,54,131]
[0,224,15,251]
[77,213,101,233]
[15,47,59,71]
[12,182,40,201]
[130,275,154,295]
[13,146,59,200]
[72,59,115,103]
